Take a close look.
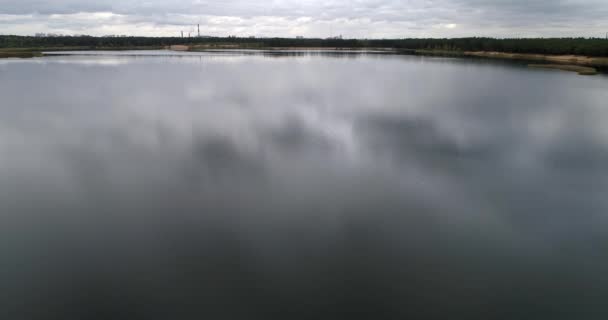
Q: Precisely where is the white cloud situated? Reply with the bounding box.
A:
[0,0,607,38]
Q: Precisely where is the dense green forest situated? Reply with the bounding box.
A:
[1,35,607,56]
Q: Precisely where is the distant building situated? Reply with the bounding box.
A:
[296,36,304,39]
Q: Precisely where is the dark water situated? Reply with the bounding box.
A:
[2,51,608,319]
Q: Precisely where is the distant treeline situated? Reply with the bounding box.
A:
[1,35,608,56]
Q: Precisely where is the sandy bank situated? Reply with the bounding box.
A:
[465,51,608,68]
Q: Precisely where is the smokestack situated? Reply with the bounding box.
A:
[181,31,184,38]
[198,24,200,38]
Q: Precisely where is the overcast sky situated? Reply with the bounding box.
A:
[1,0,607,38]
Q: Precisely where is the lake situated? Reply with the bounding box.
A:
[2,50,608,319]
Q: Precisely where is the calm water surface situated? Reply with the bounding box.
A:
[2,51,608,319]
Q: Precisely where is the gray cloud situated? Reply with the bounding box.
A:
[0,0,606,37]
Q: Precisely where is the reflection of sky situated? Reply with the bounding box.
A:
[2,53,608,319]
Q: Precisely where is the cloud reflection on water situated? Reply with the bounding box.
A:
[1,52,608,319]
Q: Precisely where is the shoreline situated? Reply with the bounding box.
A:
[463,51,608,68]
[0,46,163,59]
[178,46,608,71]
[528,64,598,75]
[2,46,607,75]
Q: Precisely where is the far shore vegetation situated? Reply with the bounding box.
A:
[2,35,607,74]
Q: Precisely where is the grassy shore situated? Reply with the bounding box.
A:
[0,46,164,59]
[0,51,42,58]
[464,51,608,68]
[528,64,598,75]
[0,48,46,58]
[0,47,97,58]
[406,50,606,75]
